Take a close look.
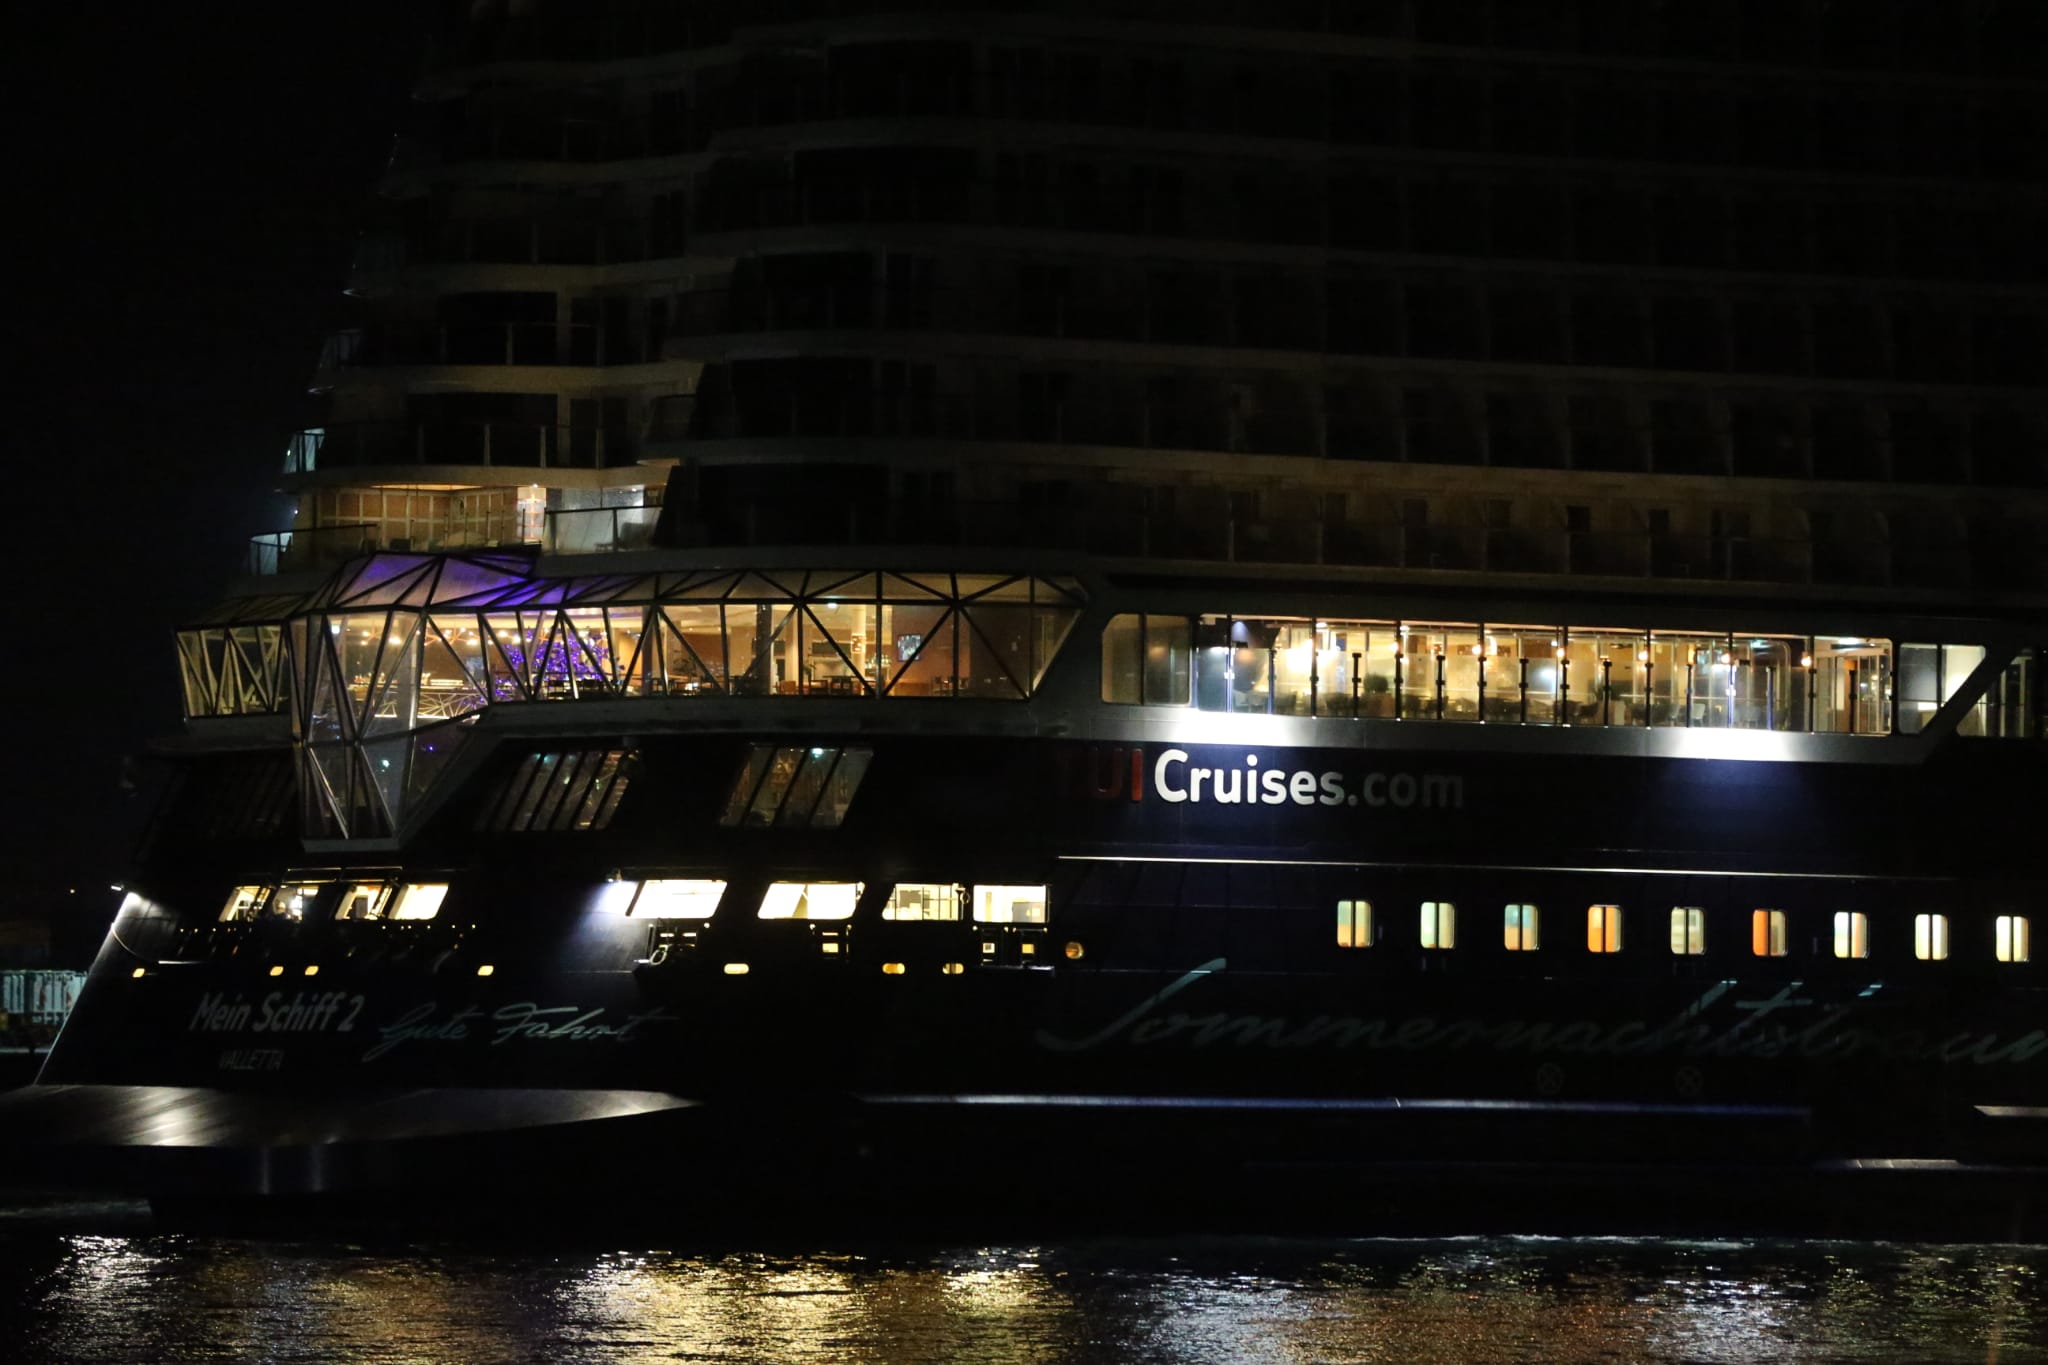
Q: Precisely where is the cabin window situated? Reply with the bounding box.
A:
[1914,912,1949,961]
[1996,915,2031,963]
[1670,907,1705,955]
[1336,899,1376,947]
[335,881,394,921]
[219,885,272,923]
[1833,911,1869,959]
[390,883,449,921]
[1587,904,1623,953]
[630,879,727,919]
[1751,909,1789,957]
[1420,901,1456,949]
[758,882,862,920]
[973,885,1048,923]
[1503,904,1539,951]
[883,883,962,921]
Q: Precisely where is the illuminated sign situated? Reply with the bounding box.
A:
[1067,744,1464,810]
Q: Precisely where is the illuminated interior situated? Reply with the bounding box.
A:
[1670,907,1706,954]
[1335,899,1374,948]
[883,884,962,921]
[1752,909,1790,957]
[1915,913,1950,961]
[1587,904,1623,953]
[1834,911,1870,959]
[629,880,727,919]
[1420,901,1456,949]
[972,885,1048,924]
[1503,903,1539,951]
[757,882,862,920]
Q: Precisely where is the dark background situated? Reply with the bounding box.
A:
[12,6,421,939]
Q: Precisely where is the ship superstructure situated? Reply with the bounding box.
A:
[10,1,2048,1230]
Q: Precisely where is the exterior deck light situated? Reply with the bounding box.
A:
[130,967,146,979]
[881,962,906,975]
[941,962,965,975]
[723,962,750,975]
[304,965,319,977]
[269,965,285,977]
[476,964,495,977]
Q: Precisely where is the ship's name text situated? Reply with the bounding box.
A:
[1038,961,2048,1066]
[362,1001,679,1062]
[189,991,364,1036]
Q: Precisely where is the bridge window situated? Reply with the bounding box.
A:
[1587,904,1624,953]
[1997,915,2031,963]
[1336,899,1376,948]
[883,883,961,921]
[219,885,273,923]
[1751,909,1789,957]
[1833,911,1869,959]
[336,881,394,920]
[758,882,862,920]
[973,884,1047,923]
[1420,901,1456,949]
[390,883,449,921]
[1670,907,1705,955]
[1914,912,1950,961]
[631,879,727,919]
[1503,903,1539,951]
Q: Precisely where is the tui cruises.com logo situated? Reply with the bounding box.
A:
[1067,745,1464,811]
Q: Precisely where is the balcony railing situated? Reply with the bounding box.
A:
[246,524,382,576]
[542,505,661,556]
[285,423,638,474]
[318,321,632,370]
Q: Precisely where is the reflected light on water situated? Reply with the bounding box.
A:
[5,1226,2046,1364]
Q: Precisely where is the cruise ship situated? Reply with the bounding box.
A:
[7,0,2046,1231]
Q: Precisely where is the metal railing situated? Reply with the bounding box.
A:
[318,321,631,370]
[542,505,662,556]
[284,423,638,474]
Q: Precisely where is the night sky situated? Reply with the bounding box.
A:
[14,7,419,905]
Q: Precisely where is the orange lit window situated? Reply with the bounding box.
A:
[1587,904,1623,953]
[1503,904,1539,951]
[1336,899,1376,948]
[1752,909,1789,958]
[1832,911,1868,959]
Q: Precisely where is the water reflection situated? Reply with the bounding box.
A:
[5,1213,2043,1364]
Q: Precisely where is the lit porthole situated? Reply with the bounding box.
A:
[1064,941,1085,961]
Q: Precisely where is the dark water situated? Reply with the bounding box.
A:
[3,1202,2045,1363]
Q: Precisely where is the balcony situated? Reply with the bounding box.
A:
[319,321,639,370]
[286,423,638,475]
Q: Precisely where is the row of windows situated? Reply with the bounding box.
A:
[1105,615,2037,739]
[624,879,1047,923]
[1337,901,2034,964]
[219,881,449,924]
[476,749,635,833]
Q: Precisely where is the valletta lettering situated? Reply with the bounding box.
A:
[362,1000,678,1062]
[1036,960,2048,1067]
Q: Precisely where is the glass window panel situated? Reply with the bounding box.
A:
[808,571,878,601]
[1944,644,1989,737]
[776,748,839,826]
[1915,912,1949,961]
[1730,636,1805,731]
[745,746,808,826]
[632,879,727,919]
[390,883,449,921]
[1997,915,2031,963]
[758,881,862,920]
[177,633,215,719]
[1833,910,1869,959]
[1398,625,1445,719]
[959,604,1032,699]
[531,750,592,831]
[883,604,955,696]
[1813,636,1891,735]
[570,750,626,830]
[963,574,1033,601]
[803,602,877,695]
[362,616,420,739]
[1270,622,1318,717]
[659,604,725,693]
[508,752,561,831]
[606,608,647,695]
[1670,906,1706,954]
[1441,626,1483,721]
[883,883,962,921]
[219,884,271,922]
[275,881,326,921]
[1588,904,1624,953]
[718,746,776,827]
[1752,908,1789,957]
[1127,614,1185,707]
[974,885,1048,923]
[1336,899,1376,947]
[725,603,798,695]
[1897,642,1942,735]
[1420,900,1456,949]
[335,612,392,715]
[810,747,872,827]
[880,572,951,601]
[482,613,539,699]
[335,881,392,921]
[1102,614,1144,704]
[1504,903,1540,951]
[1032,603,1084,693]
[422,617,488,719]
